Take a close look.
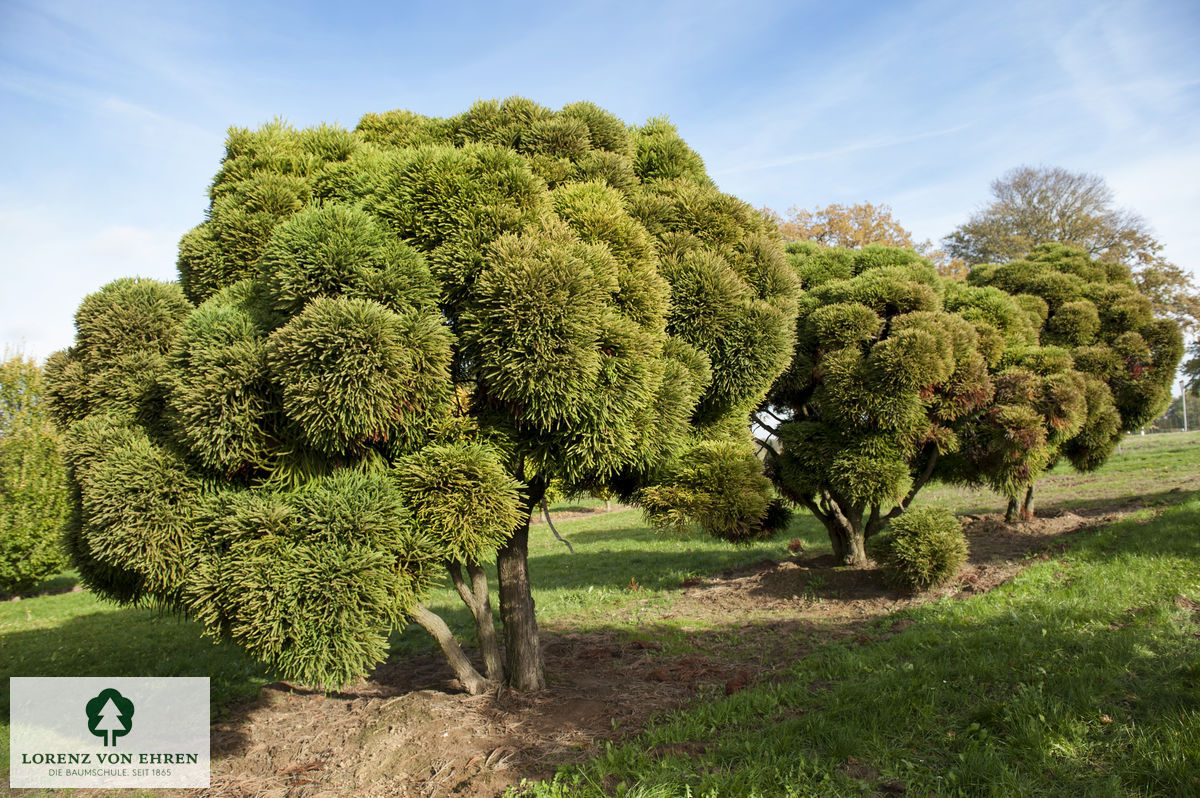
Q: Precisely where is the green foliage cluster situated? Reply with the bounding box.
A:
[637,439,790,543]
[46,99,797,687]
[0,355,69,594]
[936,281,1083,505]
[766,243,996,562]
[867,506,968,591]
[962,244,1182,484]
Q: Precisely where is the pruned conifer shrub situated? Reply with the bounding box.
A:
[868,506,968,591]
[47,99,798,692]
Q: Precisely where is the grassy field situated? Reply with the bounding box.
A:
[523,499,1200,797]
[2,431,1198,792]
[388,503,830,661]
[518,433,1200,797]
[923,431,1200,517]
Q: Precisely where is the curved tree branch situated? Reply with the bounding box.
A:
[448,560,475,609]
[540,498,575,554]
[751,412,781,438]
[411,604,493,695]
[445,560,504,682]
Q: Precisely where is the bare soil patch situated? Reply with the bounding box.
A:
[187,508,1129,798]
[669,507,1127,622]
[199,636,707,798]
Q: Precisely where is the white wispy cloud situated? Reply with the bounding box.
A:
[713,123,976,177]
[0,203,180,360]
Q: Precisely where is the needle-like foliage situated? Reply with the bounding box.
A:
[956,243,1182,519]
[764,244,997,564]
[47,99,797,691]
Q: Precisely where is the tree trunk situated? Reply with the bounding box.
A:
[800,491,870,567]
[1021,484,1035,522]
[496,479,546,691]
[497,521,544,690]
[820,505,867,566]
[833,527,867,566]
[448,561,504,682]
[1006,484,1035,524]
[797,450,940,568]
[833,500,867,566]
[467,563,503,681]
[840,528,868,566]
[411,604,493,695]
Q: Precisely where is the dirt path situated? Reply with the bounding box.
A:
[191,507,1130,798]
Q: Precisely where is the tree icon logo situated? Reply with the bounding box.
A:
[85,688,134,747]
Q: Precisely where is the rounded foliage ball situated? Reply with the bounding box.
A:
[393,442,523,564]
[869,506,968,592]
[638,440,781,543]
[165,285,276,476]
[349,143,550,306]
[186,471,437,687]
[260,203,437,317]
[268,297,453,455]
[74,426,203,599]
[632,118,710,184]
[73,278,192,365]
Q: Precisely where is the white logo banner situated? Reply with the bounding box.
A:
[9,676,210,788]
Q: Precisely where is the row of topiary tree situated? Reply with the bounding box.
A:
[36,98,1182,694]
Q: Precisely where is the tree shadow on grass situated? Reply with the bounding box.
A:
[556,513,828,548]
[0,571,81,601]
[0,607,271,728]
[1034,485,1200,517]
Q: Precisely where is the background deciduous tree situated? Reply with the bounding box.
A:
[0,354,68,594]
[944,165,1200,333]
[770,202,919,250]
[766,202,967,280]
[1154,391,1198,431]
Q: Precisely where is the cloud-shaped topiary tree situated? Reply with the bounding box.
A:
[46,99,798,692]
[761,243,998,565]
[958,243,1182,520]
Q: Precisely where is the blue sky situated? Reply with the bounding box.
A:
[2,0,1198,359]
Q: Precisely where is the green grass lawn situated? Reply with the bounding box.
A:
[520,465,1200,796]
[921,430,1200,517]
[387,503,829,661]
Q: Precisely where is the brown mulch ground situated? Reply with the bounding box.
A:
[181,507,1126,798]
